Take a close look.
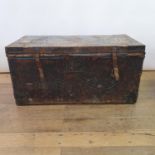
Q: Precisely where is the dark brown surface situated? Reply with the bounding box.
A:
[5,35,145,105]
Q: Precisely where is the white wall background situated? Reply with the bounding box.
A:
[0,0,155,72]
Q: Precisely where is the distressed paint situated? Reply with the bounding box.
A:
[5,35,145,105]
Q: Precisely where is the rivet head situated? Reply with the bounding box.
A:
[28,98,33,102]
[97,84,102,88]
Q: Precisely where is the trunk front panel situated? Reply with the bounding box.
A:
[8,54,144,105]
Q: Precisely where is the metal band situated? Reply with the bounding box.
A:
[112,48,120,81]
[34,54,47,89]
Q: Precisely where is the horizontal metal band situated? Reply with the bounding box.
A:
[7,52,145,58]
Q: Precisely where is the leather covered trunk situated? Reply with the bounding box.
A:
[5,35,145,105]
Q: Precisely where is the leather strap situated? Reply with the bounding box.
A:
[112,48,120,81]
[35,54,47,89]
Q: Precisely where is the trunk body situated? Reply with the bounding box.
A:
[5,35,145,105]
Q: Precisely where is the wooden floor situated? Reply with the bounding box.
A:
[0,71,155,155]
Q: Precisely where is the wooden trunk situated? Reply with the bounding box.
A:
[5,35,145,105]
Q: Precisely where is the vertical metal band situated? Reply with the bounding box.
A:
[35,54,47,89]
[112,48,120,81]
